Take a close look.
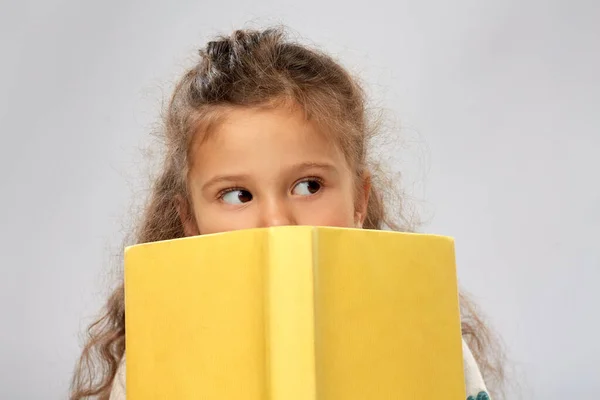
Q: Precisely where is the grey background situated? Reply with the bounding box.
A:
[1,0,598,398]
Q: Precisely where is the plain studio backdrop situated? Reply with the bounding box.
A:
[1,0,598,398]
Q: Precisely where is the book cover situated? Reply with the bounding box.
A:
[125,226,465,399]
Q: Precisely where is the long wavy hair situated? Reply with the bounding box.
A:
[70,27,505,399]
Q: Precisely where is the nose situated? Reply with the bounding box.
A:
[259,197,296,228]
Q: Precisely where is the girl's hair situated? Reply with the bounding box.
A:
[70,27,505,399]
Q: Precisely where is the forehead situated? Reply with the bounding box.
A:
[190,105,350,173]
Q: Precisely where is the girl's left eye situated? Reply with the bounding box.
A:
[292,179,322,196]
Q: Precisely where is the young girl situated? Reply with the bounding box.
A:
[71,27,504,400]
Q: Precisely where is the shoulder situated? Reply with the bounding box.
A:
[109,355,126,400]
[462,339,492,399]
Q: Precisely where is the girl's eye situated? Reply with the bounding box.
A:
[221,189,253,205]
[292,180,322,196]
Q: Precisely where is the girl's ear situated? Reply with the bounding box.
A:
[355,171,371,228]
[175,195,200,236]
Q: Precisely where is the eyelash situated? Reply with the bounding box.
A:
[216,186,246,201]
[216,177,325,200]
[297,177,326,196]
[295,176,325,188]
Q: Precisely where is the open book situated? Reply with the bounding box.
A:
[125,226,466,399]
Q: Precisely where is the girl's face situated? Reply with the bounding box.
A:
[180,106,369,236]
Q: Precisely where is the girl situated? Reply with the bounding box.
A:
[71,27,504,400]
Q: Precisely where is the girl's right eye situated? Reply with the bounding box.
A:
[221,189,253,205]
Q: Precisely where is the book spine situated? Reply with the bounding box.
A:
[266,226,317,400]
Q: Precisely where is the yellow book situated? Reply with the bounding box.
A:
[125,226,466,399]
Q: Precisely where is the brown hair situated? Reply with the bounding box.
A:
[70,27,504,399]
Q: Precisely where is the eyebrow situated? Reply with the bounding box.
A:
[201,162,339,192]
[292,162,338,174]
